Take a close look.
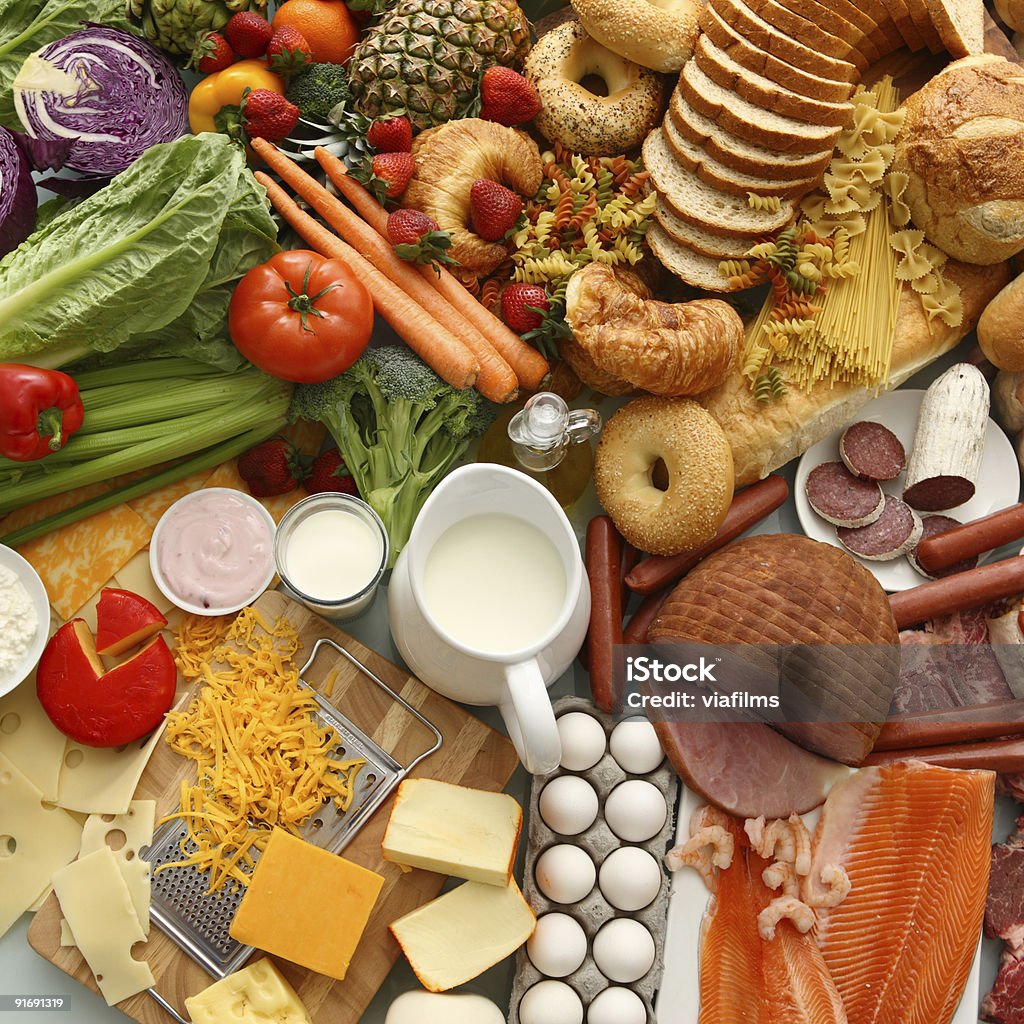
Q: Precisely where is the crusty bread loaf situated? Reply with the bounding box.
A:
[978,271,1024,372]
[698,260,1010,487]
[995,0,1024,31]
[652,198,755,257]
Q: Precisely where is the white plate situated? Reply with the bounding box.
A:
[794,389,1019,592]
[0,544,51,698]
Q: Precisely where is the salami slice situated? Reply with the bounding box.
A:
[806,461,885,527]
[908,515,979,579]
[839,421,906,482]
[836,495,923,561]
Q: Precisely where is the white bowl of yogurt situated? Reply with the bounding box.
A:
[150,488,277,616]
[0,544,50,697]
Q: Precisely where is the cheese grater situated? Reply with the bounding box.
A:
[141,636,443,986]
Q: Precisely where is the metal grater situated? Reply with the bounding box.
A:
[142,636,443,983]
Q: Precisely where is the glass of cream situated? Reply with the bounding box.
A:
[274,493,389,620]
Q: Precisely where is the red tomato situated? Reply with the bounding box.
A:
[229,250,374,383]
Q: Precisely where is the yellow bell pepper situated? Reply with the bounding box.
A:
[188,61,286,135]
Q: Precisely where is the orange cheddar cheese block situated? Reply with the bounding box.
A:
[229,829,384,980]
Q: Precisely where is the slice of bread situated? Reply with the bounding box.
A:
[652,198,758,258]
[877,0,929,48]
[694,34,854,127]
[925,0,985,55]
[906,0,947,50]
[643,129,796,237]
[700,3,855,102]
[742,0,872,68]
[670,89,834,182]
[679,60,843,153]
[707,0,859,83]
[662,111,820,199]
[767,0,891,58]
[842,0,905,50]
[646,223,742,292]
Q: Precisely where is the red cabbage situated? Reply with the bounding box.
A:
[0,128,72,257]
[12,25,187,176]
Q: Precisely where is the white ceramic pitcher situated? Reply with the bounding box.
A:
[388,464,590,775]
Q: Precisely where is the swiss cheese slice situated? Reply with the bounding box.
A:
[389,879,536,992]
[0,676,67,802]
[184,958,313,1024]
[51,846,154,1005]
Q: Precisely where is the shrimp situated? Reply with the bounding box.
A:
[757,896,817,941]
[804,863,852,909]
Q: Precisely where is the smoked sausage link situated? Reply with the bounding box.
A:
[586,515,624,714]
[916,503,1024,572]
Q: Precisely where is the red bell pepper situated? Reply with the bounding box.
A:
[0,363,84,461]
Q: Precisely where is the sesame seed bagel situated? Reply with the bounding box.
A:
[525,21,666,157]
[594,397,735,556]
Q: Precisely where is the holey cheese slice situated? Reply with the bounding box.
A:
[382,779,522,887]
[184,959,312,1024]
[389,879,536,992]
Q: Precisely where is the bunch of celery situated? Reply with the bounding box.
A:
[0,357,292,547]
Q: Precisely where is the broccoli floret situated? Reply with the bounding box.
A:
[285,64,351,122]
[289,346,495,563]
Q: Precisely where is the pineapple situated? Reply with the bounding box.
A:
[347,0,531,132]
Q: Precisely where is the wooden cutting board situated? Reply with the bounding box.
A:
[27,590,519,1023]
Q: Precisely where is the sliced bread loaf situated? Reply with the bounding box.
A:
[925,0,985,55]
[662,112,820,199]
[766,0,891,58]
[694,34,854,127]
[700,3,854,102]
[670,89,834,181]
[679,60,843,153]
[906,0,948,51]
[643,129,797,237]
[652,198,758,258]
[877,0,929,48]
[741,0,872,68]
[707,0,859,83]
[646,223,741,292]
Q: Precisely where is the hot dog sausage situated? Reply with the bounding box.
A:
[875,699,1024,750]
[620,541,640,610]
[889,555,1024,629]
[865,735,1024,773]
[625,475,790,595]
[586,515,624,714]
[623,589,669,644]
[916,503,1024,572]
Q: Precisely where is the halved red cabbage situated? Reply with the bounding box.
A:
[13,26,187,176]
[0,128,71,257]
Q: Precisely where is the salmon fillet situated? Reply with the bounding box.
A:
[808,761,995,1024]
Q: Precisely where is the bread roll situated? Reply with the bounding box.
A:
[698,260,1009,487]
[892,56,1024,265]
[571,0,701,73]
[978,272,1024,371]
[995,0,1024,31]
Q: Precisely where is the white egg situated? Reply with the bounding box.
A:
[603,780,667,842]
[598,846,663,911]
[519,981,584,1024]
[587,987,647,1024]
[527,913,588,977]
[535,844,596,904]
[609,718,664,775]
[557,712,607,771]
[592,919,655,983]
[539,775,600,836]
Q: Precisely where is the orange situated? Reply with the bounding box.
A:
[272,0,360,65]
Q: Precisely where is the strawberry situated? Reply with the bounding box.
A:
[367,116,412,153]
[242,89,300,142]
[479,66,542,126]
[305,449,357,496]
[386,208,457,267]
[267,26,312,75]
[370,151,414,198]
[225,11,273,58]
[190,31,235,74]
[501,283,550,333]
[469,179,522,241]
[238,438,306,497]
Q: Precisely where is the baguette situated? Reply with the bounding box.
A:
[978,271,1024,371]
[698,260,1010,487]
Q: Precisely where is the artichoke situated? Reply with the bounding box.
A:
[128,0,268,58]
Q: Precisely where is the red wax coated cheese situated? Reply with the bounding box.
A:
[95,587,167,656]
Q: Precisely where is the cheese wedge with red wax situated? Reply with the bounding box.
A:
[94,587,167,656]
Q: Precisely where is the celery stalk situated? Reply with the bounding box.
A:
[71,359,225,390]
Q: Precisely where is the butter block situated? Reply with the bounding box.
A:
[382,779,522,887]
[389,879,536,992]
[229,829,384,981]
[184,958,312,1024]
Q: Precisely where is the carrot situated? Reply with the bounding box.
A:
[253,140,516,403]
[314,145,552,391]
[254,172,478,391]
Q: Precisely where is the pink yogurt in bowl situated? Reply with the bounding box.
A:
[150,488,276,615]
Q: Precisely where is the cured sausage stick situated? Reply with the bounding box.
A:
[889,555,1024,629]
[875,698,1024,750]
[586,515,624,714]
[864,735,1024,773]
[623,589,670,644]
[625,475,790,595]
[916,503,1024,572]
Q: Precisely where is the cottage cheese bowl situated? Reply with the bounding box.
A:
[150,488,277,616]
[0,544,50,697]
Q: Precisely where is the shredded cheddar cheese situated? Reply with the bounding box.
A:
[160,608,365,892]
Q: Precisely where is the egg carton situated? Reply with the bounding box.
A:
[509,696,679,1024]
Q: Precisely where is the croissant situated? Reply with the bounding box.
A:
[404,119,543,276]
[564,263,744,396]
